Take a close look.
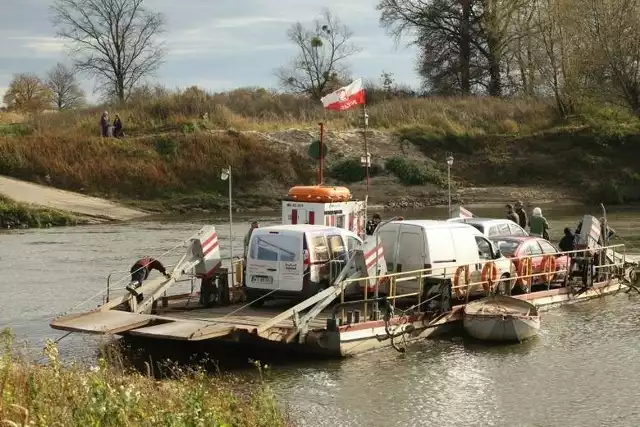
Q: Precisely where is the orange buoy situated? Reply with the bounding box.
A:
[481,262,498,292]
[287,185,352,203]
[453,265,471,299]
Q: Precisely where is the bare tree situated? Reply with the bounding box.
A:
[586,0,640,113]
[50,0,166,103]
[3,73,54,112]
[46,63,86,110]
[378,0,481,95]
[276,9,361,100]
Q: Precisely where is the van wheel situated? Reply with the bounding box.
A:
[497,274,510,295]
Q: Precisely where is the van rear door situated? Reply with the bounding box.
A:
[247,231,303,292]
[396,225,425,273]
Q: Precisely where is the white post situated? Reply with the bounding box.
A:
[222,166,234,286]
[228,165,234,286]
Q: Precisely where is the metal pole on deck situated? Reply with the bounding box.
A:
[446,154,454,218]
[222,166,234,286]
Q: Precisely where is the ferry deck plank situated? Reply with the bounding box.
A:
[51,310,155,334]
[127,321,235,341]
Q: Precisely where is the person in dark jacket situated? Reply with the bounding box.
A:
[558,227,576,253]
[100,111,110,137]
[366,213,381,236]
[506,204,519,224]
[113,114,123,138]
[126,257,170,298]
[514,200,528,229]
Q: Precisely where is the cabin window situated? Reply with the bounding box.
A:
[327,235,347,260]
[488,226,499,237]
[538,240,557,254]
[310,236,330,263]
[249,235,299,262]
[475,236,493,260]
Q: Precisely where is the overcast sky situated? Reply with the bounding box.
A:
[0,0,420,104]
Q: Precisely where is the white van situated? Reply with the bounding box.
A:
[376,220,515,297]
[245,225,366,305]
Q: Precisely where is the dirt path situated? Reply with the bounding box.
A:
[0,175,147,221]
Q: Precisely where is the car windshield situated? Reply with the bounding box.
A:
[492,239,520,257]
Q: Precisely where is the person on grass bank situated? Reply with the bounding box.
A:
[515,200,528,229]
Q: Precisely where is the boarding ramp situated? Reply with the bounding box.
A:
[51,226,223,335]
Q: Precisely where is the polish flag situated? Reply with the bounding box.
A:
[320,78,366,111]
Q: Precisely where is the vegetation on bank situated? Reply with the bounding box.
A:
[0,196,82,228]
[0,330,290,427]
[2,92,640,209]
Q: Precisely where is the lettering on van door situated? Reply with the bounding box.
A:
[284,262,298,271]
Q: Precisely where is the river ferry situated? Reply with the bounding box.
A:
[50,186,639,357]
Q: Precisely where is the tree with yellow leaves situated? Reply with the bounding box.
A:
[3,73,54,113]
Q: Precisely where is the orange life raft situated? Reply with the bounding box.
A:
[287,185,352,203]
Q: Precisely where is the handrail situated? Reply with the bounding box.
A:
[332,243,633,325]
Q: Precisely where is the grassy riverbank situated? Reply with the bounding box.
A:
[1,92,640,212]
[0,330,290,427]
[0,196,83,228]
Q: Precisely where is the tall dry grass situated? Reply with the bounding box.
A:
[16,88,558,137]
[0,329,291,427]
[0,131,315,201]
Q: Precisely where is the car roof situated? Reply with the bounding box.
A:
[387,219,480,231]
[459,217,518,225]
[489,235,537,243]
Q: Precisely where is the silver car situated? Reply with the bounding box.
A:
[447,217,529,238]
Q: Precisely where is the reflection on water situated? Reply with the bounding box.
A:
[1,205,640,426]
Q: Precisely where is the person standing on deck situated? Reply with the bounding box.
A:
[126,257,170,300]
[505,204,519,224]
[514,200,528,230]
[529,207,550,239]
[244,221,259,258]
[559,227,576,253]
[366,213,382,236]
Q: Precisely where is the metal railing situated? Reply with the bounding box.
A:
[334,243,631,326]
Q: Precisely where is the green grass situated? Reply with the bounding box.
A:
[0,196,83,228]
[0,329,291,427]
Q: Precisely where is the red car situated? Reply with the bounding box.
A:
[489,236,570,291]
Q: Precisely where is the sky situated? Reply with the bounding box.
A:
[0,0,421,105]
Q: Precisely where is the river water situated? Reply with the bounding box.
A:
[2,204,640,427]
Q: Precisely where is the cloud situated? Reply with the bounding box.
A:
[9,36,66,55]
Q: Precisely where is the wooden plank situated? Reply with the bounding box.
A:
[127,321,234,341]
[51,310,155,334]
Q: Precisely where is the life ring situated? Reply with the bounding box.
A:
[540,255,557,283]
[517,257,533,288]
[481,262,498,292]
[453,265,471,299]
[287,185,352,203]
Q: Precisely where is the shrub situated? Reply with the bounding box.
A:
[329,157,383,183]
[0,329,290,427]
[385,156,445,187]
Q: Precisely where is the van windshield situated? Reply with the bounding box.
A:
[249,234,300,262]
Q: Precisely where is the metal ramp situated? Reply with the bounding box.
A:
[127,321,235,341]
[51,310,156,335]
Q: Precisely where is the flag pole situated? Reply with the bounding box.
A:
[362,82,370,225]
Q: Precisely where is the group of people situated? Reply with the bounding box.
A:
[505,201,551,239]
[99,111,124,138]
